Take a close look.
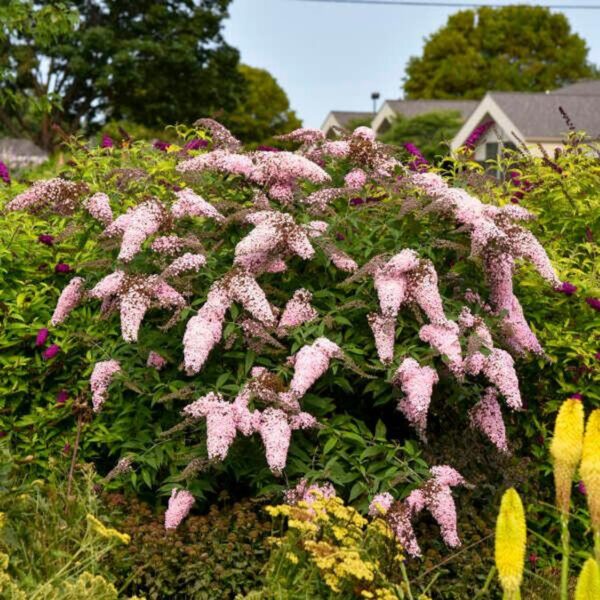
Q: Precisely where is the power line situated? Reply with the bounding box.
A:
[292,0,600,10]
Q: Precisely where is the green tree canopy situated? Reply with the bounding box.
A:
[380,110,463,162]
[0,0,244,150]
[404,6,598,100]
[223,64,301,146]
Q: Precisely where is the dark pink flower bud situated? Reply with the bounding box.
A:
[100,134,114,148]
[42,344,60,360]
[577,481,587,495]
[0,161,10,185]
[38,234,54,246]
[586,297,600,311]
[184,138,208,151]
[54,263,71,273]
[56,390,68,404]
[153,140,170,152]
[62,442,71,454]
[570,393,583,400]
[35,328,49,346]
[556,282,577,296]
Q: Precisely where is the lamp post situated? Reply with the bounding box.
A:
[371,92,380,115]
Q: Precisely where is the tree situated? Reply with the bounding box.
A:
[223,65,301,146]
[380,110,463,161]
[404,6,598,100]
[0,0,244,150]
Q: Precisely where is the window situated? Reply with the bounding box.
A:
[485,142,499,160]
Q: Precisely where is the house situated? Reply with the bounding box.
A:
[0,138,48,169]
[371,99,478,136]
[450,80,600,159]
[321,111,373,137]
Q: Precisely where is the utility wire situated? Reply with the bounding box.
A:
[292,0,600,10]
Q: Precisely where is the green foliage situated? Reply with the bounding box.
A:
[404,6,598,99]
[0,452,131,598]
[108,494,271,599]
[223,65,302,147]
[0,0,244,150]
[380,111,463,161]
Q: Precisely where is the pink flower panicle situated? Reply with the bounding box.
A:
[6,178,86,215]
[194,118,241,151]
[286,337,342,399]
[147,351,167,370]
[171,188,224,222]
[466,348,522,410]
[368,492,394,516]
[393,358,439,439]
[177,149,253,178]
[419,321,463,376]
[344,168,368,190]
[368,313,396,364]
[50,277,86,326]
[284,479,336,505]
[90,359,121,412]
[84,193,113,225]
[162,253,206,278]
[275,128,325,145]
[164,489,195,530]
[278,289,318,329]
[469,387,508,452]
[150,235,188,256]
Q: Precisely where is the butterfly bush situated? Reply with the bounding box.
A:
[5,119,564,547]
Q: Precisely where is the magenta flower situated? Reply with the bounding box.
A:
[465,120,494,149]
[595,352,600,361]
[100,134,114,148]
[256,145,280,152]
[0,161,10,185]
[570,392,583,400]
[577,481,587,495]
[56,390,68,404]
[556,282,577,295]
[55,263,71,274]
[38,234,54,246]
[586,297,600,311]
[184,138,208,151]
[35,328,49,347]
[350,197,364,206]
[62,442,71,454]
[42,344,60,360]
[153,140,170,152]
[404,142,429,172]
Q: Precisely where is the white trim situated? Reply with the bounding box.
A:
[371,102,398,136]
[450,94,526,150]
[320,112,344,135]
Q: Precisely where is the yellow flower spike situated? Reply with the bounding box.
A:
[580,410,600,533]
[495,488,526,599]
[575,558,600,600]
[550,398,584,514]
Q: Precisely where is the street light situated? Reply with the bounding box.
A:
[371,92,380,115]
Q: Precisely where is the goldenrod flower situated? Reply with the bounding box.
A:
[580,410,600,531]
[495,488,526,598]
[86,514,131,544]
[550,398,584,513]
[575,557,600,600]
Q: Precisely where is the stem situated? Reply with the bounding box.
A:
[399,562,414,600]
[474,566,495,599]
[66,413,84,499]
[560,513,570,600]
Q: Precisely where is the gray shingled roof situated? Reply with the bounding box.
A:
[553,80,600,96]
[330,111,373,127]
[385,99,478,120]
[490,92,600,139]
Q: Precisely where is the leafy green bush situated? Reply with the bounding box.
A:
[108,493,271,599]
[0,450,132,598]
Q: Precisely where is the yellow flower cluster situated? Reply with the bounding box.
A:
[550,398,584,514]
[580,410,600,531]
[267,492,404,597]
[495,488,526,598]
[86,514,131,545]
[575,557,600,600]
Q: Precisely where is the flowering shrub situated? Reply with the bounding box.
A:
[1,119,565,556]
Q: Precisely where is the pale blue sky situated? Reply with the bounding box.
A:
[223,0,600,127]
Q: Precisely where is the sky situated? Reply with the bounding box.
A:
[223,0,600,128]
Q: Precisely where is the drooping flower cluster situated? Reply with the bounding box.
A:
[377,466,465,557]
[50,277,86,326]
[411,171,561,355]
[469,387,508,452]
[278,288,318,329]
[147,351,167,370]
[90,360,121,412]
[5,177,87,215]
[393,358,439,440]
[164,488,195,530]
[284,478,337,506]
[84,193,113,225]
